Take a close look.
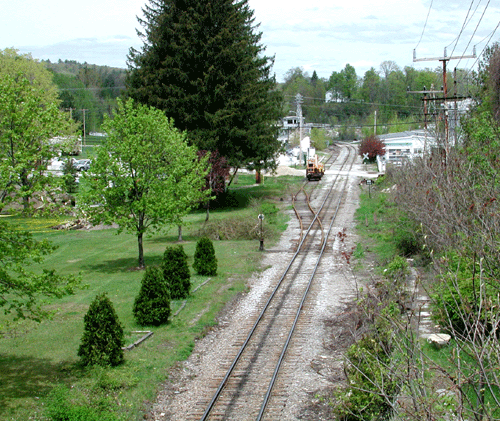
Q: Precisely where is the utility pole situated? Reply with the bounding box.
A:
[413,47,476,158]
[80,109,88,146]
[295,93,304,165]
[407,85,442,154]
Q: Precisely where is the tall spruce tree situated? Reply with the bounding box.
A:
[126,0,283,171]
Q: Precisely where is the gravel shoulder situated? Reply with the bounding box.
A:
[148,157,374,420]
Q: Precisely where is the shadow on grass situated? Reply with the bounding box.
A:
[81,257,145,274]
[0,353,77,416]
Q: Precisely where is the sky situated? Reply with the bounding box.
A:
[1,0,499,82]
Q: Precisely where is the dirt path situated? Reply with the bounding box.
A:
[148,154,375,420]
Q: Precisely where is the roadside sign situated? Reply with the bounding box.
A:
[366,179,374,185]
[363,153,369,162]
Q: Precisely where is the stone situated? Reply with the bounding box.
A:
[427,333,451,349]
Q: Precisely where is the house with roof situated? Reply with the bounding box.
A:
[378,130,438,165]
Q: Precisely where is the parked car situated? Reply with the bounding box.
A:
[74,159,91,171]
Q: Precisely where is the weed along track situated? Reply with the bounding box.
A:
[184,144,358,421]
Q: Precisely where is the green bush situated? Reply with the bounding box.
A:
[78,293,124,367]
[193,237,218,276]
[430,253,497,335]
[162,245,191,299]
[133,265,171,326]
[334,333,397,420]
[384,255,409,280]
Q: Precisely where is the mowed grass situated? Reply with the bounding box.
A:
[0,174,304,421]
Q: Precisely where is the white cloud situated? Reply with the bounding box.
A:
[2,0,500,81]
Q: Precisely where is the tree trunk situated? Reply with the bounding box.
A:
[206,204,210,222]
[227,167,239,188]
[255,170,262,184]
[137,231,144,268]
[138,216,145,268]
[178,225,183,242]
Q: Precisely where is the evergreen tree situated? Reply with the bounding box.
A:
[133,266,171,326]
[78,293,124,367]
[162,245,191,299]
[126,0,283,171]
[193,237,218,276]
[62,158,78,194]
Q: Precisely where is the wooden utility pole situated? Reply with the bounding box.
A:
[295,93,304,164]
[80,109,88,146]
[413,48,476,157]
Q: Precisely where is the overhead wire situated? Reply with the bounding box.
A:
[448,0,481,57]
[464,20,500,77]
[415,0,434,51]
[455,0,491,68]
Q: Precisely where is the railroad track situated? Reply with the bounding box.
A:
[188,143,358,421]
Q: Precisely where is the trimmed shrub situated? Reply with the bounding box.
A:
[133,265,171,326]
[193,237,218,276]
[162,245,191,300]
[78,293,124,367]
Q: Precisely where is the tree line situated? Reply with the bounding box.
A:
[279,62,477,138]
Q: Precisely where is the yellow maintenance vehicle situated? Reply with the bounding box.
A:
[306,155,324,181]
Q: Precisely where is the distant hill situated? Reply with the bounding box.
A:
[42,59,127,79]
[44,59,127,133]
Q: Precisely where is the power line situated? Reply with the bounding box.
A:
[448,0,481,57]
[455,0,491,67]
[57,86,126,92]
[283,95,424,111]
[464,20,500,76]
[415,0,433,50]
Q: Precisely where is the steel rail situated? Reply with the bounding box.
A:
[292,149,340,246]
[199,145,354,421]
[257,144,356,420]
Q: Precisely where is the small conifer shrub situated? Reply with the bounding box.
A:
[193,237,218,276]
[162,245,191,300]
[133,265,171,326]
[78,293,124,367]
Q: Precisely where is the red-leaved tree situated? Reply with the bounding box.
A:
[359,135,385,162]
[198,150,230,221]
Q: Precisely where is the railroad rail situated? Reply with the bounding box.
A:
[194,143,358,421]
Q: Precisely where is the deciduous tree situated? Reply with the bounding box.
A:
[359,135,385,162]
[81,98,209,268]
[0,50,78,213]
[0,220,80,325]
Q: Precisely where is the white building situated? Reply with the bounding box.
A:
[378,130,437,164]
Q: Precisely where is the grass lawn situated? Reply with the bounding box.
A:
[0,174,304,421]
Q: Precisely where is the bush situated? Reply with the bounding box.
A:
[78,293,124,367]
[162,245,191,299]
[133,265,171,326]
[430,253,497,336]
[193,237,218,276]
[334,332,398,421]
